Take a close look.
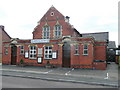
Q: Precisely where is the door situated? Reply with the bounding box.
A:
[62,42,71,68]
[11,45,17,65]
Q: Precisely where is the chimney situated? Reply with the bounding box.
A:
[0,25,4,30]
[65,16,70,23]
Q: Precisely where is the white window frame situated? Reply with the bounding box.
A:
[20,46,24,55]
[54,25,62,38]
[83,44,88,55]
[50,12,54,16]
[74,44,79,55]
[42,25,50,39]
[38,48,42,57]
[4,47,8,55]
[44,46,52,59]
[29,46,37,59]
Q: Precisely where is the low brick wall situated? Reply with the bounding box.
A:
[93,62,106,70]
[71,65,93,69]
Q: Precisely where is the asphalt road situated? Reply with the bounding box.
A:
[2,76,115,88]
[2,70,118,87]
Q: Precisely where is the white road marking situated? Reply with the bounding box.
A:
[72,68,74,71]
[44,70,53,74]
[104,73,109,79]
[65,68,74,75]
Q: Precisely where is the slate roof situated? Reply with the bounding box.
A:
[82,32,109,41]
[82,32,116,48]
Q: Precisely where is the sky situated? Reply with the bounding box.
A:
[0,0,119,46]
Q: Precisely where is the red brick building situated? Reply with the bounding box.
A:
[0,25,11,63]
[2,6,107,70]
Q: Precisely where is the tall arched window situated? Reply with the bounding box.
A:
[42,25,50,39]
[54,25,62,38]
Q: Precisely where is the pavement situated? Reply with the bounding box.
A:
[0,62,119,87]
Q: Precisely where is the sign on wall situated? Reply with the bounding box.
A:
[38,58,42,63]
[31,39,50,43]
[25,51,29,58]
[52,51,57,59]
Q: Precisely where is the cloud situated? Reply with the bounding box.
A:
[97,16,117,26]
[0,0,118,45]
[109,31,118,46]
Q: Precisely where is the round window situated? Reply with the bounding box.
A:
[50,12,54,16]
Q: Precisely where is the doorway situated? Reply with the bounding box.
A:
[11,45,17,65]
[62,42,71,68]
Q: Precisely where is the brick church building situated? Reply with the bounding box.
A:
[2,6,107,70]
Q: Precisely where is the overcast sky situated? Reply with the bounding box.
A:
[0,0,119,46]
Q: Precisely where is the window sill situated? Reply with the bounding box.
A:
[29,58,37,60]
[44,58,52,60]
[74,54,79,56]
[20,54,24,55]
[83,54,88,56]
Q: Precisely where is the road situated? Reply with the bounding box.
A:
[1,63,118,89]
[2,69,118,87]
[2,76,115,88]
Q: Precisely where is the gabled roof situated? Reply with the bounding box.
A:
[39,5,65,22]
[0,25,11,39]
[82,32,109,41]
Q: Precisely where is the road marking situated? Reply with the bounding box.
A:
[65,68,74,75]
[72,68,74,71]
[104,73,109,79]
[45,70,53,74]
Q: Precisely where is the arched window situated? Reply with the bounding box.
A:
[42,25,50,39]
[54,24,62,38]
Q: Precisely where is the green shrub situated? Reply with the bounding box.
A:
[46,60,50,65]
[20,59,24,64]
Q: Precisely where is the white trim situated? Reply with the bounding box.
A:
[38,48,42,57]
[4,47,8,55]
[44,46,52,59]
[42,25,50,39]
[74,44,79,55]
[83,44,88,56]
[50,12,54,16]
[20,46,24,55]
[54,24,62,38]
[29,46,37,59]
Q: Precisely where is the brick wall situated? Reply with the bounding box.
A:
[14,41,63,67]
[33,6,80,39]
[2,45,11,64]
[94,42,106,60]
[2,39,107,70]
[0,26,11,63]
